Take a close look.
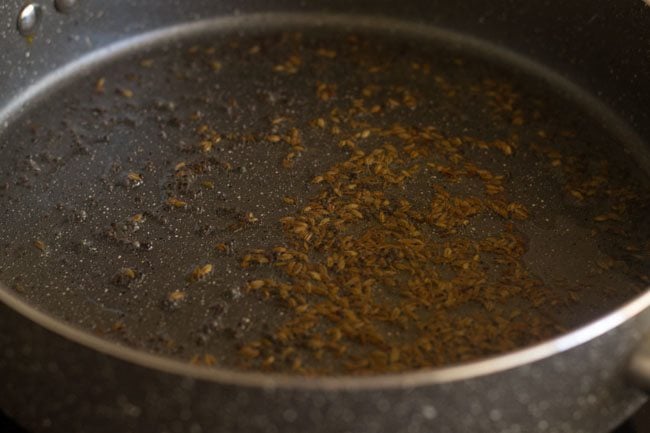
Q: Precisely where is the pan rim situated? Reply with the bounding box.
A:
[1,11,649,390]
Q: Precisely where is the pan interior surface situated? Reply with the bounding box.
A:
[0,16,648,376]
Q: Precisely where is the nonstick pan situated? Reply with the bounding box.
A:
[1,1,650,432]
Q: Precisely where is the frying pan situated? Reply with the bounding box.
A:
[1,0,650,432]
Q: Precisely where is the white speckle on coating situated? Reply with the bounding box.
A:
[489,409,502,421]
[421,405,437,420]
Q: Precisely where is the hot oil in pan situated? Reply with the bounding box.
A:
[0,28,648,375]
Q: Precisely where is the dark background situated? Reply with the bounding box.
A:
[2,402,649,432]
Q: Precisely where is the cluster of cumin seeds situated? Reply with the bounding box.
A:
[235,123,566,375]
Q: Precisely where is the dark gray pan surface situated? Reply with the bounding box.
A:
[0,24,648,374]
